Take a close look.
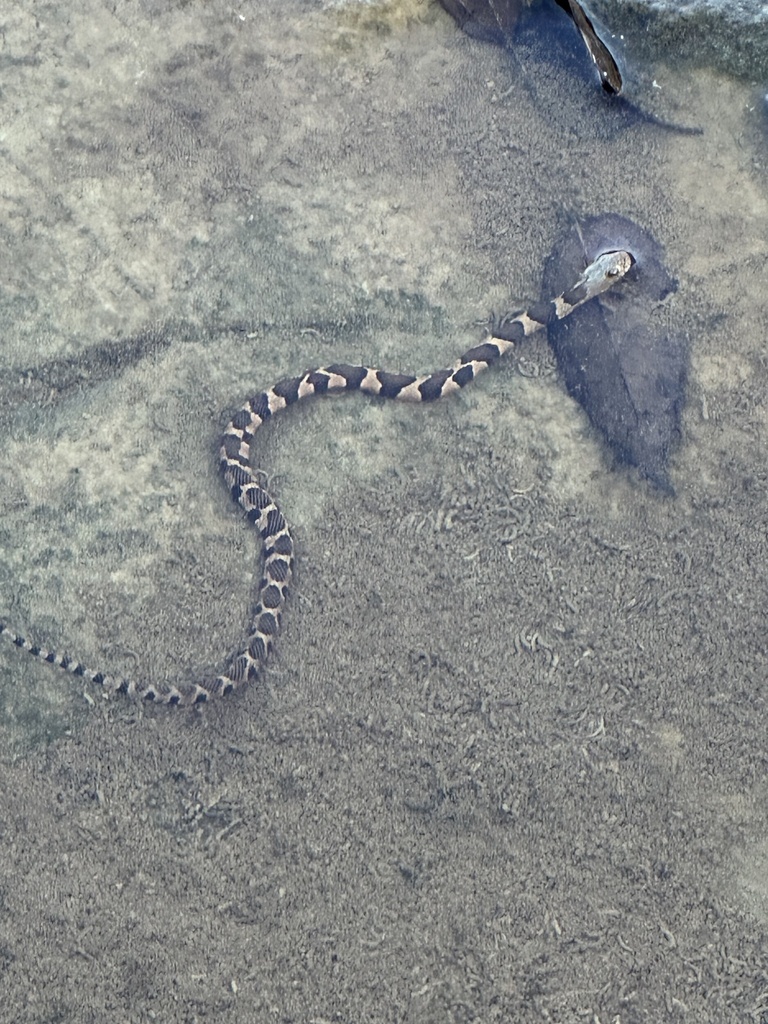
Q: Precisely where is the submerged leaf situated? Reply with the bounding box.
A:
[438,0,621,95]
[436,0,525,44]
[541,215,687,490]
[556,0,622,94]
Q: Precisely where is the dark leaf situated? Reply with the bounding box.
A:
[558,0,622,94]
[439,0,622,95]
[436,0,523,45]
[541,215,687,491]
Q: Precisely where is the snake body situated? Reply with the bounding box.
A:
[0,249,633,706]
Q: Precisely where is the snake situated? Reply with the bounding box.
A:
[0,248,633,706]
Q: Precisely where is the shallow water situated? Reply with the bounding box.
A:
[2,1,768,1020]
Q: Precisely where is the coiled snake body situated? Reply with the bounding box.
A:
[0,249,633,705]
